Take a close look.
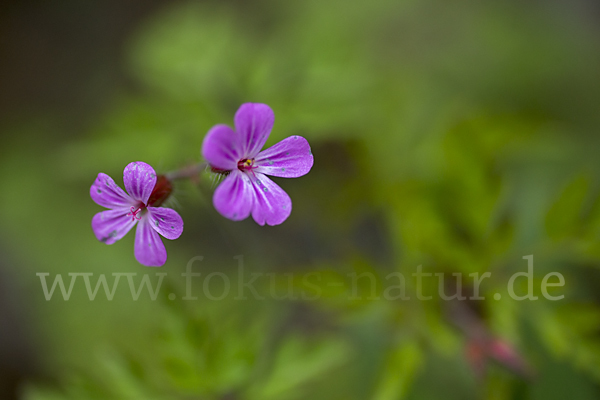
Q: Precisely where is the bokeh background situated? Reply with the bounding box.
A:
[2,0,600,399]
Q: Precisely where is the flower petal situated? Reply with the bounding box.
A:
[254,135,314,178]
[213,170,255,221]
[147,207,184,240]
[123,161,157,204]
[134,216,167,267]
[250,173,292,226]
[201,124,242,170]
[234,103,274,158]
[90,173,135,209]
[91,208,137,245]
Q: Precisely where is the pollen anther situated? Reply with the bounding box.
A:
[238,158,255,171]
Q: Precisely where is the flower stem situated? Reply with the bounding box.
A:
[165,163,207,181]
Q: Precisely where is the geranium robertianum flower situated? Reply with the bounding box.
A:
[90,161,183,267]
[202,103,314,225]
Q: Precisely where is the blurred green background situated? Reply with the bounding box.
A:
[2,0,600,399]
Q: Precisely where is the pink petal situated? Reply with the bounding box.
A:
[254,135,314,178]
[92,208,137,245]
[212,170,255,221]
[250,172,292,226]
[201,124,242,170]
[123,161,157,204]
[90,173,135,209]
[147,207,184,240]
[234,103,274,158]
[134,216,167,267]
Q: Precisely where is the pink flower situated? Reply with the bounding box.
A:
[202,103,314,225]
[90,162,183,267]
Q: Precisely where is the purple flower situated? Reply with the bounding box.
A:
[90,161,183,267]
[202,103,314,225]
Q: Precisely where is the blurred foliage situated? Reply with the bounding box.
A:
[2,0,600,399]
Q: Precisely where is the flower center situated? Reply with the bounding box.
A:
[127,204,146,221]
[238,158,255,171]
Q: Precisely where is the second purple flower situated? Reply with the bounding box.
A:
[90,162,183,267]
[202,103,314,225]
